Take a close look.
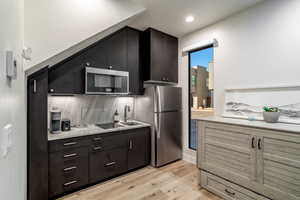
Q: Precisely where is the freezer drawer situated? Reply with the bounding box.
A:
[155,111,182,166]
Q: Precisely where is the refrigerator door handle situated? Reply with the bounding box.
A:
[154,86,162,139]
[155,86,162,113]
[154,113,161,139]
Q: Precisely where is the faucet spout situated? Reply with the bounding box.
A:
[124,105,130,122]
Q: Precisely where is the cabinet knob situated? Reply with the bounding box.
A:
[50,88,54,93]
[86,62,91,67]
[108,66,113,69]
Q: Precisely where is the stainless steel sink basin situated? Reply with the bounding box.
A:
[120,121,141,126]
[95,123,124,129]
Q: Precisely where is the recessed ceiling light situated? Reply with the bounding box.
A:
[185,16,194,23]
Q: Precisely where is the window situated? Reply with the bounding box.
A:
[189,46,214,150]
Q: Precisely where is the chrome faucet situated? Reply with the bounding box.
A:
[124,105,130,122]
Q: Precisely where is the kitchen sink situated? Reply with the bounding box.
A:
[120,121,141,126]
[95,123,124,129]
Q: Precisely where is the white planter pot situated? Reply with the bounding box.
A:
[263,112,280,123]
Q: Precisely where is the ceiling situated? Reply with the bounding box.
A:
[129,0,263,37]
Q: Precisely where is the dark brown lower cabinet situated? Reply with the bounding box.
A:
[48,127,150,198]
[127,128,150,170]
[89,147,127,183]
[49,147,89,198]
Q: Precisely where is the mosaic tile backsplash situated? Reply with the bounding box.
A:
[48,95,135,128]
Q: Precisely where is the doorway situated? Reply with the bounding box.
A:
[188,46,214,150]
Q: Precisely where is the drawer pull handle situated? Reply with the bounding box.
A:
[105,161,116,167]
[63,153,77,158]
[93,146,102,151]
[225,189,235,196]
[129,140,133,150]
[63,142,77,146]
[93,137,102,141]
[258,138,262,150]
[63,166,77,172]
[63,180,77,187]
[251,137,256,149]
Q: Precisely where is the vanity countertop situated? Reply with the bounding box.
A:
[48,120,151,141]
[195,116,300,134]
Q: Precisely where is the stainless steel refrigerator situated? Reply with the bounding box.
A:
[135,85,182,167]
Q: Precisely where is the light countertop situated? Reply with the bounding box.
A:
[195,116,300,134]
[48,120,151,141]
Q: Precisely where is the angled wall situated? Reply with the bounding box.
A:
[24,0,145,73]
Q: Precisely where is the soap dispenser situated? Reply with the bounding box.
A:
[113,110,120,123]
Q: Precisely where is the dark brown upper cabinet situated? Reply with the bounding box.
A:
[105,29,127,71]
[142,28,178,84]
[49,27,143,95]
[127,28,143,95]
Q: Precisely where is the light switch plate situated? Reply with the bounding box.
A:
[0,124,13,158]
[6,51,17,80]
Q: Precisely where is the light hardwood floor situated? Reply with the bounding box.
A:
[58,160,222,200]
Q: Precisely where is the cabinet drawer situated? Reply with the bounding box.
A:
[201,171,270,200]
[49,137,90,153]
[49,147,89,197]
[90,133,127,151]
[89,147,127,183]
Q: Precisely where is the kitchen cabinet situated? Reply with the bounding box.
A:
[89,147,127,183]
[127,28,143,95]
[49,147,89,197]
[27,68,49,200]
[48,27,143,95]
[105,29,127,71]
[198,120,300,200]
[48,127,150,198]
[48,55,86,94]
[142,28,178,84]
[201,171,270,200]
[127,128,150,170]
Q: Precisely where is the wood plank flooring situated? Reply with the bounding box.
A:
[58,160,222,200]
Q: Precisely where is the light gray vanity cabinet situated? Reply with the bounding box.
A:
[198,120,300,200]
[198,122,257,185]
[255,129,300,200]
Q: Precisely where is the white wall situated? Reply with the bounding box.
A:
[24,0,145,72]
[0,0,26,199]
[179,0,300,162]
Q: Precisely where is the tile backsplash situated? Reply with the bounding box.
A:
[48,95,135,127]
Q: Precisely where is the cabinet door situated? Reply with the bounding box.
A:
[27,68,49,200]
[164,35,178,83]
[150,29,166,82]
[89,147,127,183]
[82,40,107,69]
[127,28,143,95]
[149,28,178,83]
[255,130,300,200]
[198,122,257,186]
[127,128,150,170]
[49,53,85,94]
[105,29,127,71]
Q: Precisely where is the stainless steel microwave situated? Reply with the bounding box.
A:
[85,67,129,95]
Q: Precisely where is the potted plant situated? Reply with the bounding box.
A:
[263,106,280,123]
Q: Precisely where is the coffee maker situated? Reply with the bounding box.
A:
[50,108,62,134]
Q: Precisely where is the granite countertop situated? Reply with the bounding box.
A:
[195,116,300,134]
[48,120,151,141]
